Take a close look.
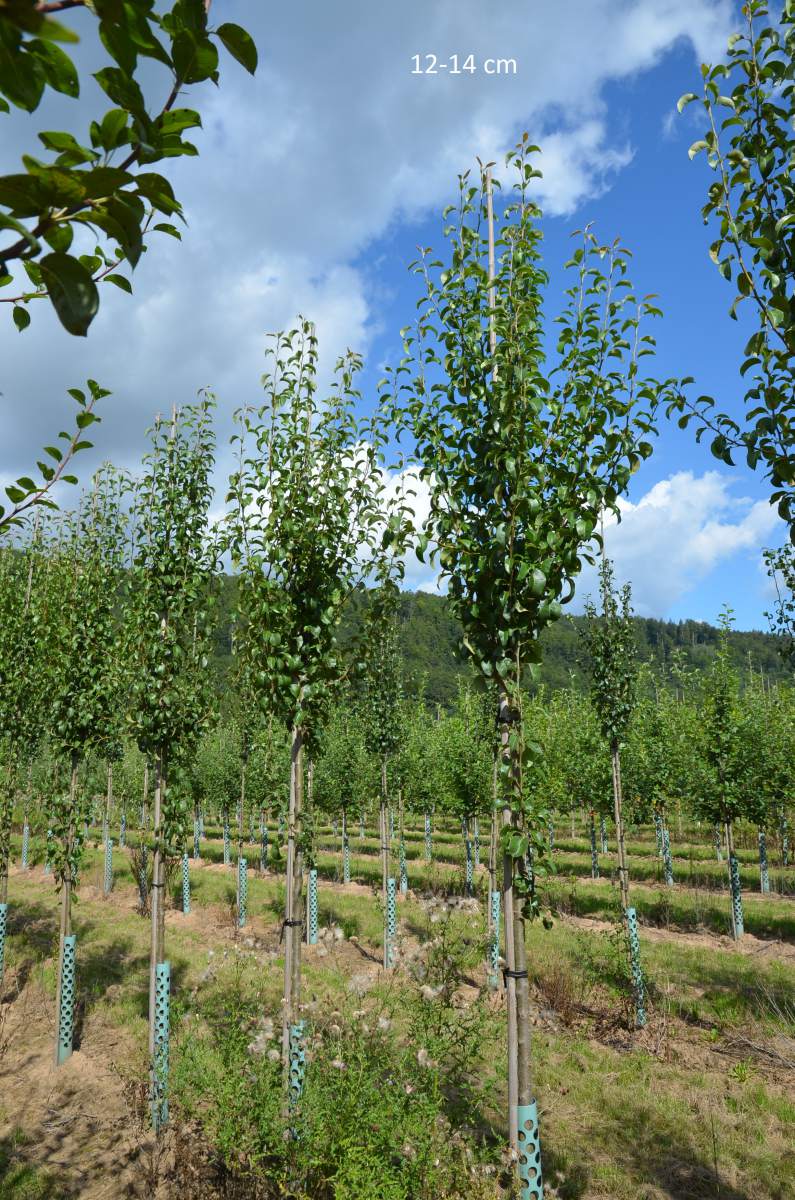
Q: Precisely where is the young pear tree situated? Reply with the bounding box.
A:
[394,139,672,1192]
[126,397,218,1127]
[226,321,402,1087]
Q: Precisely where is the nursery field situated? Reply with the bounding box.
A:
[1,815,794,1200]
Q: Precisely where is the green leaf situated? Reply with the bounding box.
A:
[27,39,79,98]
[105,273,132,293]
[12,305,30,332]
[216,23,258,74]
[38,252,100,336]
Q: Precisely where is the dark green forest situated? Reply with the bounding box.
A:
[213,579,789,707]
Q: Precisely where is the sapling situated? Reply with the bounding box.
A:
[395,139,671,1186]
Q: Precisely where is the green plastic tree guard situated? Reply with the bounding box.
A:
[389,809,394,841]
[21,821,29,869]
[385,876,396,968]
[399,837,408,895]
[260,824,268,873]
[238,857,248,928]
[758,829,770,894]
[288,1019,306,1108]
[729,854,744,938]
[342,832,350,884]
[103,839,113,896]
[465,835,473,896]
[182,852,191,915]
[151,960,170,1131]
[714,824,723,862]
[589,815,599,879]
[44,828,53,874]
[56,933,77,1065]
[223,816,230,866]
[424,812,432,861]
[548,821,554,853]
[662,827,674,887]
[488,889,500,989]
[516,1100,543,1199]
[600,815,608,854]
[359,813,365,839]
[474,818,480,868]
[0,903,7,984]
[138,844,148,909]
[307,868,318,944]
[119,812,126,848]
[625,906,647,1028]
[193,817,200,859]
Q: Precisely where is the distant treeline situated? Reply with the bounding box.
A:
[212,578,789,708]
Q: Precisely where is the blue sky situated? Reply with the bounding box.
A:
[1,0,785,629]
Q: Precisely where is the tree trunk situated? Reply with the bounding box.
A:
[282,726,305,1067]
[53,754,78,1066]
[611,740,630,914]
[148,749,166,1058]
[498,696,520,1156]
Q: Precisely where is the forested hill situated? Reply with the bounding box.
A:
[213,580,789,708]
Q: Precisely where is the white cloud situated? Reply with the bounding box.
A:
[1,0,733,494]
[577,471,782,616]
[389,468,782,617]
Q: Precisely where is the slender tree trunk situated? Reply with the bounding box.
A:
[282,726,305,1067]
[487,759,498,945]
[148,749,166,1058]
[53,753,78,1066]
[141,761,149,830]
[104,761,113,844]
[498,696,520,1155]
[611,740,630,914]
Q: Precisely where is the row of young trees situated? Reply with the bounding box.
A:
[2,4,794,1191]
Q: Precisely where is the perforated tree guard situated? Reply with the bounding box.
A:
[399,838,408,895]
[151,961,170,1131]
[306,868,318,944]
[714,825,723,862]
[44,829,53,874]
[625,906,647,1028]
[424,813,432,861]
[260,826,268,873]
[488,889,500,989]
[600,815,608,854]
[589,816,599,879]
[662,828,674,887]
[389,809,394,841]
[57,933,76,1065]
[359,814,365,839]
[0,903,7,983]
[199,812,205,839]
[465,836,473,896]
[223,818,230,866]
[474,818,480,868]
[21,821,29,869]
[103,839,113,896]
[516,1100,543,1199]
[193,818,200,860]
[386,877,396,968]
[782,813,789,867]
[288,1020,306,1107]
[548,821,554,853]
[119,812,126,848]
[729,854,744,938]
[138,845,148,909]
[759,830,770,894]
[238,858,248,928]
[342,833,350,884]
[182,852,191,914]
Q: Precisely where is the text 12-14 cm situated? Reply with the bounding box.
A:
[411,54,518,75]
